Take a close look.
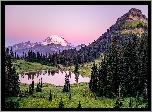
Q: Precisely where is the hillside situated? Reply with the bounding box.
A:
[88,8,148,54]
[54,8,148,66]
[13,60,56,74]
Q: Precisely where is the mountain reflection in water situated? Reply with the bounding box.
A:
[19,70,90,86]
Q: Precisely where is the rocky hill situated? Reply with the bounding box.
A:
[88,8,148,54]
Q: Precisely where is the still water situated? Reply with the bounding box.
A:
[19,70,90,86]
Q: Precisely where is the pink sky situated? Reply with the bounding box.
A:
[5,5,148,47]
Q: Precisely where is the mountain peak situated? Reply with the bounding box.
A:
[42,35,68,46]
[128,8,142,15]
[116,8,148,24]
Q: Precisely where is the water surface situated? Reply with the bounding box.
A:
[19,70,90,86]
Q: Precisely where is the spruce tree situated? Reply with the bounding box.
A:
[5,48,20,97]
[69,93,71,100]
[63,74,70,92]
[97,59,107,96]
[36,79,42,92]
[77,101,82,108]
[49,90,52,101]
[29,84,33,95]
[58,98,64,108]
[74,62,79,74]
[105,35,122,98]
[89,62,98,92]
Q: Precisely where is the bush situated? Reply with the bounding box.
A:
[36,83,42,92]
[29,84,34,95]
[5,98,20,108]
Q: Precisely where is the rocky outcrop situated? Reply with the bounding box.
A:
[116,8,148,24]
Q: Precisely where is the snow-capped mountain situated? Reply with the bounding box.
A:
[41,35,68,46]
[6,35,84,56]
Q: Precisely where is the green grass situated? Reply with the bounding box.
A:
[7,59,147,108]
[122,20,148,28]
[119,20,148,36]
[13,60,56,74]
[12,58,103,77]
[6,82,147,108]
[64,57,103,78]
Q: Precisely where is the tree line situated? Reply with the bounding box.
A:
[89,32,148,101]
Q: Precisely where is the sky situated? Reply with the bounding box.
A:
[5,5,148,47]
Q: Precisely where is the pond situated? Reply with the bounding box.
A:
[19,69,90,86]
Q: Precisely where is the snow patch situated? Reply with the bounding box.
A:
[42,35,68,46]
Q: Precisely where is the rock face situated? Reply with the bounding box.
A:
[116,8,148,24]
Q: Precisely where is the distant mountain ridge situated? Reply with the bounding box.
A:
[6,35,86,56]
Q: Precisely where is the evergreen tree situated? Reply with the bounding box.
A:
[97,59,107,96]
[36,83,42,92]
[10,47,14,61]
[105,35,121,98]
[69,93,71,100]
[58,98,64,108]
[14,52,17,60]
[77,101,82,108]
[49,90,52,101]
[29,84,33,95]
[63,74,70,92]
[17,54,20,60]
[89,62,98,92]
[74,62,79,74]
[5,49,20,97]
[36,80,42,92]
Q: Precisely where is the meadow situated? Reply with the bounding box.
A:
[6,82,147,108]
[64,57,103,78]
[13,60,56,74]
[5,59,147,108]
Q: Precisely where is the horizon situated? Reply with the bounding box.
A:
[5,5,148,47]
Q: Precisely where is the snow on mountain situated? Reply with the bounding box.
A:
[6,35,79,56]
[42,35,68,46]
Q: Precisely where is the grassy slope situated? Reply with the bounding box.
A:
[123,20,148,28]
[13,60,56,74]
[6,82,147,108]
[64,57,103,78]
[120,20,148,35]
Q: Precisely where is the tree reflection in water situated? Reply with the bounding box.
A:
[19,70,90,86]
[48,69,51,76]
[75,74,79,83]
